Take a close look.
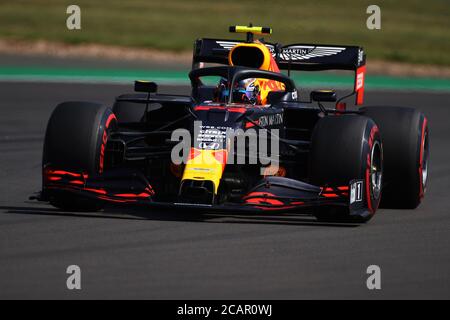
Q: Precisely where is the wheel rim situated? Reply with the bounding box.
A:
[422,130,429,190]
[370,141,382,199]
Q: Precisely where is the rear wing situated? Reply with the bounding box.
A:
[193,38,366,105]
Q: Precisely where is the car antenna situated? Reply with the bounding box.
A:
[229,23,272,43]
[247,22,254,42]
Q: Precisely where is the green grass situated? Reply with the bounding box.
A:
[0,0,449,65]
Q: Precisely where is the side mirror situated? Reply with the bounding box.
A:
[134,81,158,93]
[311,90,336,102]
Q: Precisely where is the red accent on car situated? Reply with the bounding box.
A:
[46,169,82,177]
[322,193,339,198]
[114,193,152,198]
[320,186,349,199]
[105,113,117,128]
[243,192,276,199]
[69,180,84,185]
[365,125,379,214]
[99,113,117,174]
[355,65,365,105]
[97,196,135,203]
[212,150,228,170]
[194,106,247,113]
[84,188,107,195]
[254,205,296,211]
[47,176,62,181]
[418,117,428,198]
[268,52,281,73]
[245,197,284,206]
[366,153,373,213]
[336,102,346,112]
[188,148,202,161]
[243,192,286,206]
[368,125,378,149]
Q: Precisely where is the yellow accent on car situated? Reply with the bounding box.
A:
[228,41,285,104]
[181,149,227,194]
[230,26,272,35]
[228,42,273,70]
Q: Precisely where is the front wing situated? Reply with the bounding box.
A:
[38,168,368,215]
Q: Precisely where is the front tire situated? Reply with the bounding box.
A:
[43,101,117,211]
[308,115,382,223]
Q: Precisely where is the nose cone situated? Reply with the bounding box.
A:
[180,148,228,202]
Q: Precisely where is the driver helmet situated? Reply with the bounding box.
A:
[214,77,261,105]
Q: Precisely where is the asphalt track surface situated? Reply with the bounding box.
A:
[0,82,449,299]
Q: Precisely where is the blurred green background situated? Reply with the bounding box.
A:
[0,0,449,66]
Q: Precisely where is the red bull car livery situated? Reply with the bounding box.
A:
[35,25,429,223]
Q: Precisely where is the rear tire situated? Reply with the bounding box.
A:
[308,115,382,223]
[361,106,429,209]
[43,101,117,211]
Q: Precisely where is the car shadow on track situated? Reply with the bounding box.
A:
[0,204,361,228]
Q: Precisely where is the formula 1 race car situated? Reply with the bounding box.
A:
[36,25,429,223]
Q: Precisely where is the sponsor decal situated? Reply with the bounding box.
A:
[196,125,228,149]
[350,180,363,204]
[171,121,280,175]
[356,69,364,90]
[216,41,241,50]
[198,142,220,150]
[279,45,345,61]
[257,78,285,91]
[258,113,283,127]
[291,90,298,100]
[355,65,366,105]
[216,41,348,62]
